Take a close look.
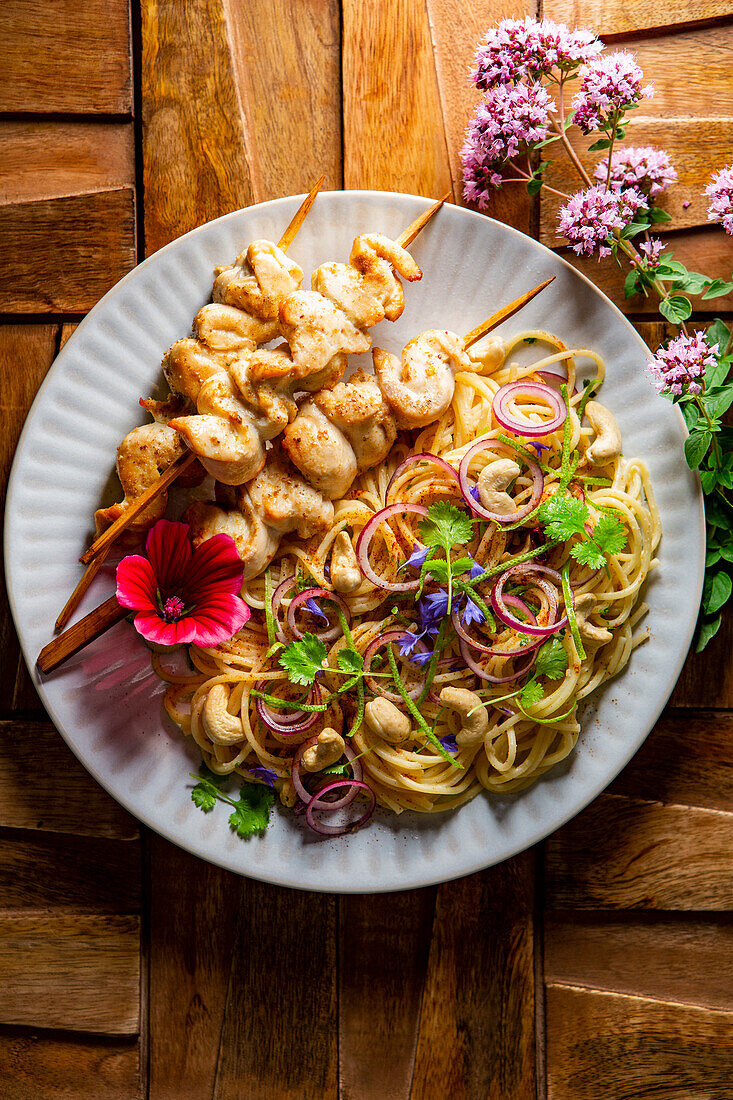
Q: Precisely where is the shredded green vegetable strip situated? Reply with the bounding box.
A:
[561,560,586,661]
[250,689,327,713]
[417,617,447,706]
[386,643,462,769]
[336,610,365,739]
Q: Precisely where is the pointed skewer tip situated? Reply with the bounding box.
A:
[462,276,556,349]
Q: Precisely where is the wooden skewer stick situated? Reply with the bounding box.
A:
[397,192,451,248]
[277,175,325,250]
[462,277,555,350]
[38,596,129,674]
[55,544,112,632]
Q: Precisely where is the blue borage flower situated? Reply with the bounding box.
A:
[305,597,329,624]
[400,543,431,571]
[530,441,551,456]
[248,766,278,787]
[398,581,486,658]
[439,734,458,753]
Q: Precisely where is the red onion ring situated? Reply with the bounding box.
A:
[386,452,460,503]
[458,636,537,683]
[458,439,543,524]
[305,780,376,836]
[493,380,566,438]
[292,736,362,810]
[355,503,428,592]
[491,563,569,637]
[537,370,576,397]
[254,680,322,735]
[362,630,427,702]
[449,595,543,657]
[287,587,351,643]
[271,576,297,643]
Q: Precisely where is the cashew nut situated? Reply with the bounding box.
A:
[585,401,622,465]
[364,698,412,743]
[301,727,346,772]
[279,779,297,808]
[330,530,362,594]
[477,458,521,516]
[439,686,489,746]
[202,684,244,744]
[467,335,508,375]
[573,593,612,645]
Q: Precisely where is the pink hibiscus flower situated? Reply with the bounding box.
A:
[116,519,250,647]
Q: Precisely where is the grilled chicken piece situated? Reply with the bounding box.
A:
[313,369,396,470]
[373,330,472,429]
[282,401,358,499]
[94,424,188,535]
[213,240,303,321]
[348,233,422,321]
[185,496,280,583]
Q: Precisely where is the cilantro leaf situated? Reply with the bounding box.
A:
[520,679,545,708]
[337,647,364,675]
[534,636,569,680]
[570,540,606,569]
[450,556,477,576]
[538,493,589,541]
[228,782,275,838]
[278,633,327,686]
[191,784,218,812]
[592,513,628,557]
[320,761,353,777]
[419,501,473,550]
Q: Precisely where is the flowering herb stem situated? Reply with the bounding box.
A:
[386,642,463,769]
[562,560,587,661]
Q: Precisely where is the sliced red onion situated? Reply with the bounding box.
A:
[255,679,322,735]
[491,563,568,637]
[493,380,566,438]
[450,595,543,657]
[362,630,427,702]
[355,503,428,592]
[537,370,576,397]
[305,780,376,836]
[458,439,543,524]
[292,736,362,810]
[386,452,460,503]
[287,587,350,643]
[271,576,297,643]
[459,636,537,683]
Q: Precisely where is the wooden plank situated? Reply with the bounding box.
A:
[0,0,132,114]
[0,913,140,1034]
[616,25,733,118]
[224,0,342,196]
[411,854,536,1099]
[540,118,733,244]
[426,0,536,233]
[0,830,141,913]
[545,911,733,1011]
[141,0,256,253]
[0,720,138,839]
[0,122,135,206]
[545,984,733,1100]
[0,1030,141,1100]
[211,881,338,1100]
[546,792,733,910]
[609,710,733,814]
[0,325,57,712]
[342,0,453,197]
[542,0,733,37]
[339,890,435,1100]
[0,189,136,313]
[147,837,242,1099]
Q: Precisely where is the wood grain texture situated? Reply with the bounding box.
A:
[0,720,137,838]
[0,1030,141,1100]
[342,0,452,196]
[545,792,733,910]
[426,0,537,233]
[148,838,241,1100]
[0,122,135,206]
[609,710,733,813]
[540,118,733,243]
[141,0,256,253]
[225,0,342,196]
[0,914,140,1034]
[545,984,733,1100]
[411,854,536,1099]
[0,830,141,913]
[545,911,733,1011]
[0,0,132,114]
[542,0,733,36]
[211,881,338,1100]
[0,189,136,313]
[339,889,435,1100]
[616,25,733,118]
[0,325,57,712]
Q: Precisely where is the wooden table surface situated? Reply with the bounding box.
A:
[2,1,733,1096]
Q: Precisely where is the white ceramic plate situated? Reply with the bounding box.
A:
[5,191,704,893]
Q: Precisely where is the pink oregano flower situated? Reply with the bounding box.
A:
[648,332,717,397]
[116,519,250,647]
[472,17,602,88]
[558,186,645,258]
[705,165,733,235]
[572,52,653,133]
[595,146,677,201]
[639,238,664,269]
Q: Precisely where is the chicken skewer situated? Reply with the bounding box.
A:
[40,275,555,671]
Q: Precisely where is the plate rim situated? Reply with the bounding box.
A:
[4,189,706,893]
